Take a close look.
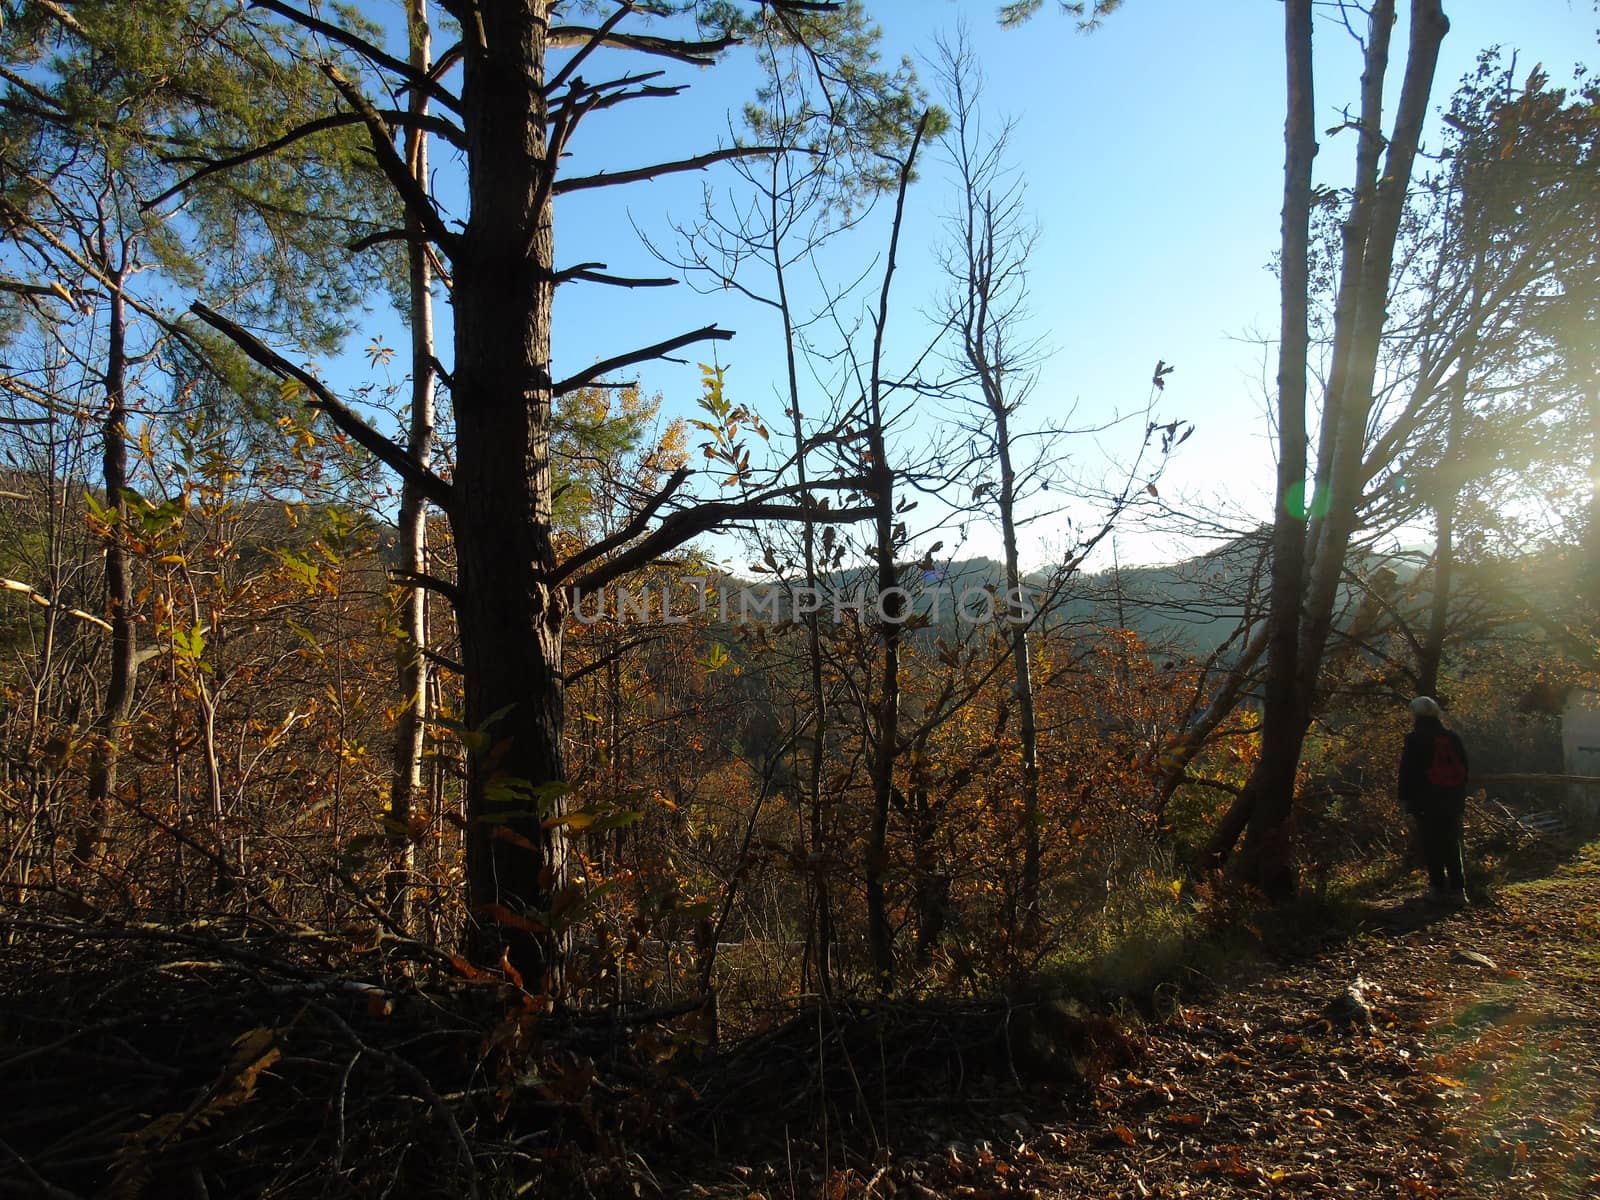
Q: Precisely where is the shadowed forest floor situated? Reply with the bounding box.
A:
[2,840,1597,1199]
[669,842,1600,1200]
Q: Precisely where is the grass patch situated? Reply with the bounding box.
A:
[1033,874,1375,1013]
[1037,878,1204,1004]
[1490,835,1600,895]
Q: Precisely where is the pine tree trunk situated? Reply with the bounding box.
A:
[451,0,567,981]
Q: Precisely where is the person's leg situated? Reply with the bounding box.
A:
[1419,805,1448,894]
[1443,800,1467,894]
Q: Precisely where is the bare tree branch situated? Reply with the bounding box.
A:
[1,578,112,631]
[553,325,732,395]
[547,25,737,66]
[555,145,790,195]
[553,262,676,288]
[143,111,466,210]
[321,66,460,259]
[570,499,874,596]
[250,0,462,112]
[190,302,452,509]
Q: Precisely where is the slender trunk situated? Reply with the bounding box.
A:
[1418,357,1468,696]
[77,269,135,865]
[185,575,224,835]
[1205,0,1316,881]
[993,399,1042,939]
[864,388,900,991]
[452,1,566,981]
[864,116,928,992]
[1584,366,1600,610]
[770,178,833,996]
[386,0,437,931]
[1299,1,1448,689]
[1305,0,1395,572]
[910,772,945,965]
[201,691,223,826]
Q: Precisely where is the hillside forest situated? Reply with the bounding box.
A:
[0,0,1597,1195]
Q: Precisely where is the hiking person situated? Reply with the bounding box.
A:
[1398,696,1470,905]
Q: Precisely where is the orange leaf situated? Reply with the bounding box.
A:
[478,902,548,935]
[499,948,525,991]
[491,824,540,853]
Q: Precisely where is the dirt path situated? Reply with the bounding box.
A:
[728,845,1600,1200]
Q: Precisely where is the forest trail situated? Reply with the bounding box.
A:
[714,844,1600,1200]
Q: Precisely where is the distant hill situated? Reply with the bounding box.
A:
[695,528,1434,664]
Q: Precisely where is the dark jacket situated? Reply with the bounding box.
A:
[1398,715,1469,815]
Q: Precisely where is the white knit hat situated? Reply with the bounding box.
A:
[1409,696,1443,719]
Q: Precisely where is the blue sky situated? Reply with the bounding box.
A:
[333,0,1599,571]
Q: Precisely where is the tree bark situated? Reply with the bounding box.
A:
[1206,0,1317,886]
[991,344,1043,943]
[449,0,567,981]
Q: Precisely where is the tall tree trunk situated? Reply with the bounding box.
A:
[77,267,135,865]
[993,396,1042,940]
[451,0,567,981]
[1297,1,1447,687]
[1204,0,1317,883]
[863,116,927,992]
[1215,0,1448,891]
[386,0,438,932]
[1584,366,1600,612]
[864,379,901,992]
[770,180,834,997]
[1417,356,1468,696]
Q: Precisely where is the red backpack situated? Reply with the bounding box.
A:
[1427,734,1466,788]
